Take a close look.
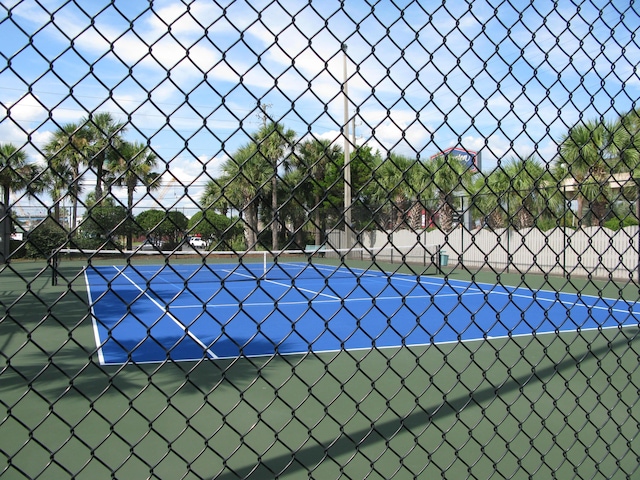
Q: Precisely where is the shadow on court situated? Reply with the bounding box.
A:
[215,329,639,479]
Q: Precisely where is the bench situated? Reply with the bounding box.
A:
[305,245,326,257]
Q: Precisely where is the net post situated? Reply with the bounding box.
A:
[50,250,59,286]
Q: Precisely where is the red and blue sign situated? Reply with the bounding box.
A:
[430,147,481,172]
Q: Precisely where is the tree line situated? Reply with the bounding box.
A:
[201,108,640,249]
[1,108,639,256]
[0,112,238,255]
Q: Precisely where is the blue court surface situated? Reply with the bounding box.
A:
[84,262,640,365]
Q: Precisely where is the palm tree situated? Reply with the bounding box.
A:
[616,109,640,222]
[487,155,550,229]
[470,174,505,229]
[373,153,416,229]
[82,112,126,203]
[218,143,272,249]
[0,143,41,209]
[347,146,384,233]
[201,178,232,216]
[107,141,161,249]
[557,120,621,226]
[295,138,342,244]
[402,159,438,230]
[253,121,296,250]
[0,144,41,259]
[427,153,474,232]
[618,109,640,167]
[44,122,88,230]
[42,161,74,226]
[278,167,310,248]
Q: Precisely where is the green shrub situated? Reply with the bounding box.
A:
[25,218,68,259]
[603,217,638,230]
[136,209,188,245]
[70,234,121,250]
[81,204,134,241]
[9,239,27,259]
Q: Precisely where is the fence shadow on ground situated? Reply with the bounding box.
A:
[216,328,639,479]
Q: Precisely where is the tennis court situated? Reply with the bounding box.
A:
[4,254,640,478]
[81,250,640,365]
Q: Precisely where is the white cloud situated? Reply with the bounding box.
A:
[147,0,252,40]
[0,120,32,150]
[337,106,430,157]
[5,93,47,123]
[136,151,230,215]
[468,133,561,172]
[0,94,58,154]
[147,3,221,38]
[44,4,223,96]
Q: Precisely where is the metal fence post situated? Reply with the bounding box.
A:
[0,203,9,264]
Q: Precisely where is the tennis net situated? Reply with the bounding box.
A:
[51,244,442,285]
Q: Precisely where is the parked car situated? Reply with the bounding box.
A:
[188,236,207,249]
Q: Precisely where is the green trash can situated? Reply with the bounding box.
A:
[439,250,449,267]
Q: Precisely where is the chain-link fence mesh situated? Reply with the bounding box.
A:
[1,1,640,478]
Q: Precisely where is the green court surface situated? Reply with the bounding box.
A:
[1,259,639,478]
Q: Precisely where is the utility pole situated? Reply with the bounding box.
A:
[351,116,357,147]
[342,43,351,242]
[257,102,271,128]
[257,102,280,250]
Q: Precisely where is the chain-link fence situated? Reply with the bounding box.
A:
[2,1,640,478]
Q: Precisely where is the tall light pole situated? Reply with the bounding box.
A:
[342,43,351,239]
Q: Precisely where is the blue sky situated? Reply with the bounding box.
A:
[1,0,638,214]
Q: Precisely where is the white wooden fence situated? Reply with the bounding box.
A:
[328,227,640,280]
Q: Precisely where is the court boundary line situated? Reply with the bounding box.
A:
[140,263,343,301]
[87,263,638,316]
[94,323,638,365]
[94,266,219,362]
[169,291,484,310]
[169,288,638,316]
[84,264,639,364]
[426,274,635,305]
[221,266,343,300]
[81,262,635,306]
[92,263,638,316]
[84,269,107,365]
[385,272,639,316]
[179,324,639,361]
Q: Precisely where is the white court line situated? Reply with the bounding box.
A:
[130,264,339,300]
[150,262,452,303]
[113,266,218,359]
[378,271,640,316]
[169,285,640,317]
[169,291,486,310]
[167,263,486,310]
[487,289,639,316]
[113,264,636,316]
[84,269,107,365]
[427,274,637,306]
[219,266,342,300]
[144,263,638,317]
